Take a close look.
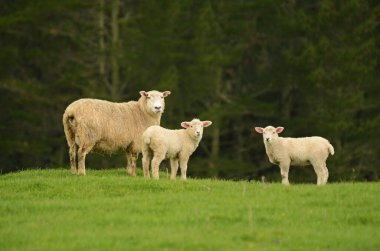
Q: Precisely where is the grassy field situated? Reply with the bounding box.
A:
[1,169,380,251]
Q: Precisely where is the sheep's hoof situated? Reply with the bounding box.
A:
[126,168,136,177]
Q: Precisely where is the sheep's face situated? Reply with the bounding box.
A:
[140,90,171,115]
[181,119,212,140]
[255,126,284,144]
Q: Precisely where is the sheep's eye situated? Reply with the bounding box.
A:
[191,126,193,128]
[272,132,275,134]
[161,96,164,99]
[147,96,151,99]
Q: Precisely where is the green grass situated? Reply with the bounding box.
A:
[1,169,380,251]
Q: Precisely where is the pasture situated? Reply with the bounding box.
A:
[1,169,379,250]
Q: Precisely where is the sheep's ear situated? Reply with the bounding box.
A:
[254,127,264,134]
[181,122,191,128]
[202,121,212,127]
[140,91,148,97]
[162,91,171,97]
[276,127,284,133]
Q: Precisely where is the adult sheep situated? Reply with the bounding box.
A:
[63,90,171,176]
[255,126,334,185]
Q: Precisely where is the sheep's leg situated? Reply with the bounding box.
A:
[170,158,179,180]
[69,143,77,175]
[322,163,329,185]
[179,157,189,180]
[151,154,165,180]
[63,117,77,175]
[312,162,325,185]
[126,152,138,176]
[77,144,94,176]
[142,149,151,179]
[127,154,132,174]
[279,162,290,185]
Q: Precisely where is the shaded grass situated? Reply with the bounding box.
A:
[1,169,380,251]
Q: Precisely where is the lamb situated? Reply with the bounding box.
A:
[62,90,171,176]
[142,119,212,180]
[254,126,334,185]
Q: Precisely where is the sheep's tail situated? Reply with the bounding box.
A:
[328,143,335,156]
[62,109,76,147]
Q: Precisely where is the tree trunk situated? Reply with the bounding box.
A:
[99,0,106,83]
[211,121,220,159]
[234,123,243,162]
[110,0,120,101]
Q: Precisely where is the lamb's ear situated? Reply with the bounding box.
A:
[276,127,284,133]
[140,91,148,97]
[202,121,212,127]
[181,122,191,128]
[162,91,171,97]
[254,127,264,134]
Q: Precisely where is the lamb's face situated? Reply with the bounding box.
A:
[181,119,212,140]
[140,90,171,115]
[255,126,284,144]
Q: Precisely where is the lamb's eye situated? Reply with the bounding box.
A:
[161,96,164,99]
[272,132,275,134]
[191,126,193,128]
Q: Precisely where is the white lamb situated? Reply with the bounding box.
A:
[142,119,212,180]
[255,126,334,185]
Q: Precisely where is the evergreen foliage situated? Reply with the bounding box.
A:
[0,0,379,181]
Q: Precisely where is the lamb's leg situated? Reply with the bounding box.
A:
[77,144,94,176]
[170,158,179,180]
[279,162,290,185]
[179,157,189,180]
[322,163,329,185]
[312,162,325,185]
[69,143,77,175]
[142,148,151,179]
[151,154,164,180]
[126,152,138,176]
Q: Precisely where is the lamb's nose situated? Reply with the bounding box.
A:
[155,106,161,110]
[266,138,270,142]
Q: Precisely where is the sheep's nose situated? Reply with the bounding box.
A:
[266,138,270,142]
[155,106,161,110]
[196,131,201,136]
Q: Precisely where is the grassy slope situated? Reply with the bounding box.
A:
[1,169,379,251]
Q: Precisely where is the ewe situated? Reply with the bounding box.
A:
[255,126,334,185]
[63,90,171,176]
[142,119,212,180]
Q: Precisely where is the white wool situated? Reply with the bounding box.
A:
[255,126,334,185]
[62,90,170,176]
[142,118,212,180]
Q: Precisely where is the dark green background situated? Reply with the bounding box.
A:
[1,0,379,182]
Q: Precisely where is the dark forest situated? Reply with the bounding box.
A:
[1,0,379,182]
